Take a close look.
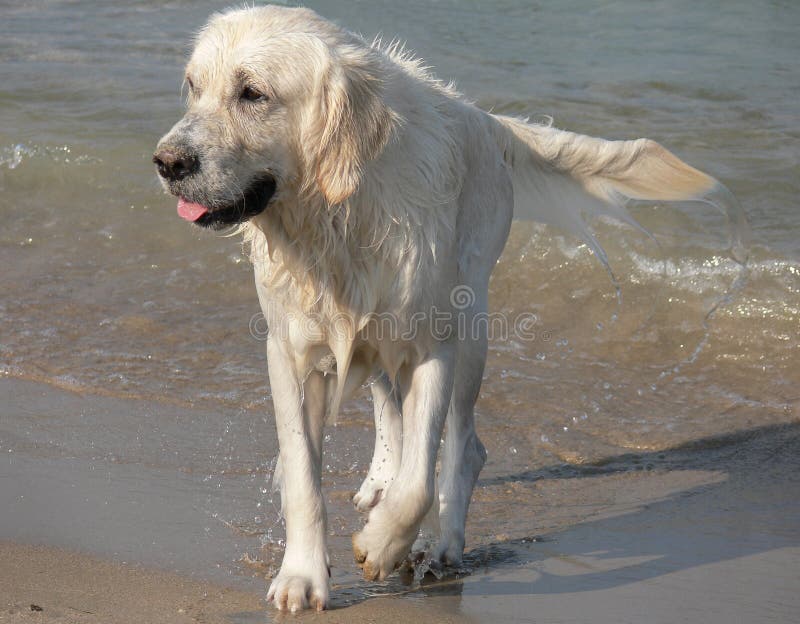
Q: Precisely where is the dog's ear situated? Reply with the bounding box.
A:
[314,48,395,206]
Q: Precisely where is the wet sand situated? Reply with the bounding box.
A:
[2,378,799,623]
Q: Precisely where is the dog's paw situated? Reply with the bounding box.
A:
[429,534,465,568]
[267,572,329,613]
[353,476,388,512]
[352,508,418,580]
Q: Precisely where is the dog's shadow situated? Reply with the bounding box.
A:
[232,421,800,620]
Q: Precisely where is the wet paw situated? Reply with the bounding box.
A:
[430,530,465,567]
[429,542,464,568]
[352,517,417,581]
[352,479,385,512]
[267,573,329,613]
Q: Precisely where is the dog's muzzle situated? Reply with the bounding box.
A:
[153,147,276,229]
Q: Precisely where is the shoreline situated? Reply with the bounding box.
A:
[2,377,799,622]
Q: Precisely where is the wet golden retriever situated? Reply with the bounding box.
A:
[154,5,745,612]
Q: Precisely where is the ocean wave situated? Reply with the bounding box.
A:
[0,143,101,170]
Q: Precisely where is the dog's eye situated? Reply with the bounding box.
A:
[186,76,195,92]
[240,85,268,103]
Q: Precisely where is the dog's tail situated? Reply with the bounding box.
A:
[493,114,750,270]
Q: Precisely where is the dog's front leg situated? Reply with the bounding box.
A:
[265,337,330,612]
[352,343,455,580]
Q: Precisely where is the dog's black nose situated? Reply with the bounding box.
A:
[153,148,198,181]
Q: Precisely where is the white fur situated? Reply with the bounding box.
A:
[156,6,745,612]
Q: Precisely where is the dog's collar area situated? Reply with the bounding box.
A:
[194,174,277,229]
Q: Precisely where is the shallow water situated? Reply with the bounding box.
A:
[1,0,798,598]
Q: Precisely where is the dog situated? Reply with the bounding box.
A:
[154,5,745,612]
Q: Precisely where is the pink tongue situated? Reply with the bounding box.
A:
[177,197,209,222]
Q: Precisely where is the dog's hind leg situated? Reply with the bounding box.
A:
[426,133,511,567]
[265,338,330,612]
[352,344,456,580]
[431,287,488,567]
[353,372,402,512]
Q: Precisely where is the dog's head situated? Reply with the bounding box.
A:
[154,6,396,229]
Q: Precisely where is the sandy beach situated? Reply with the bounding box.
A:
[2,378,798,623]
